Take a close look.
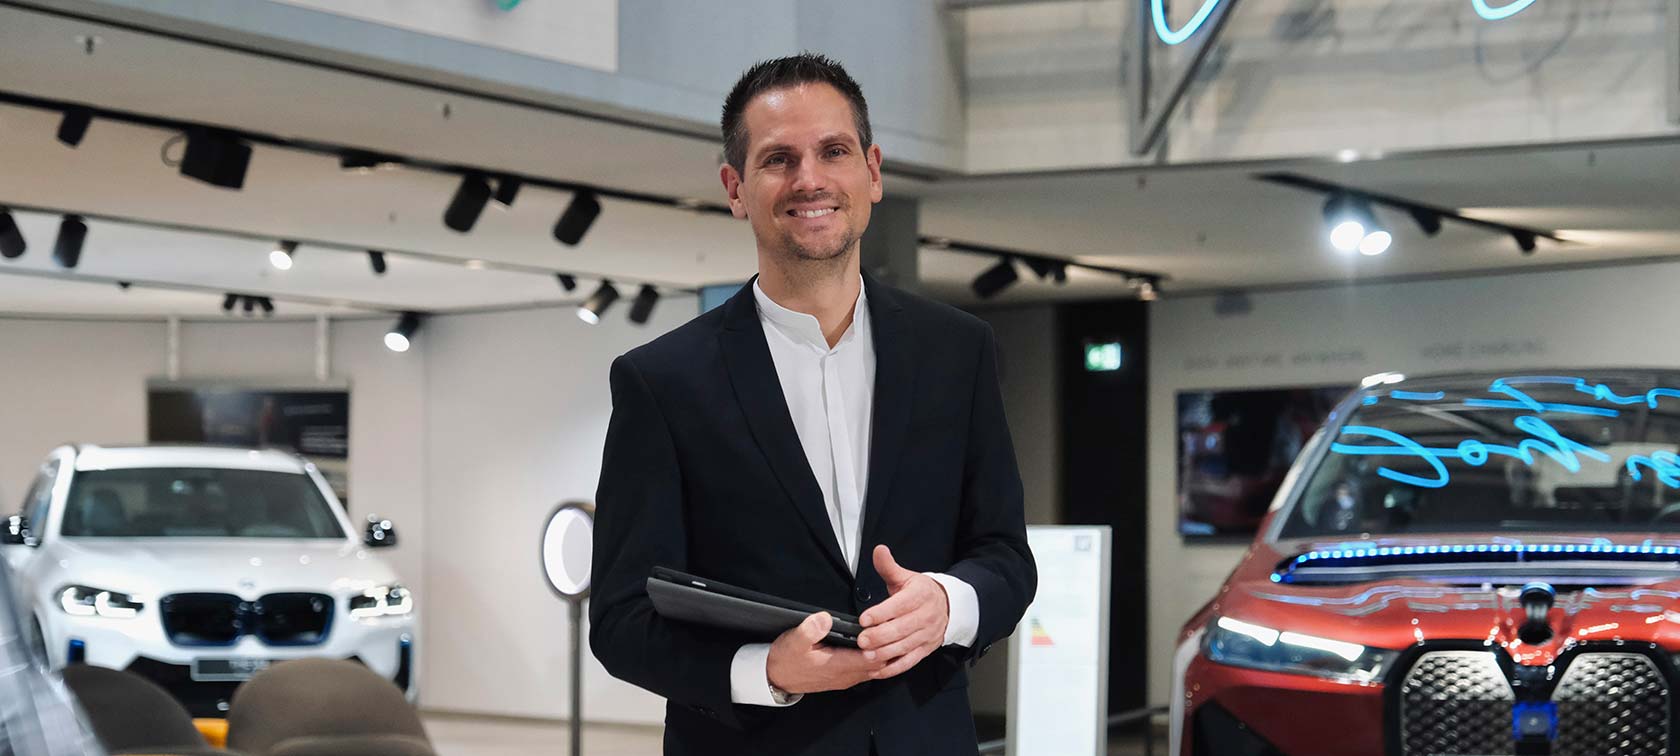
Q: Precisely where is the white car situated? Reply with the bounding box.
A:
[1,444,416,717]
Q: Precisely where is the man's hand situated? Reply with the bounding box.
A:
[766,612,884,695]
[856,545,949,680]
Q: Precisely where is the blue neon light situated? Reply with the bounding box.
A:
[1473,0,1539,21]
[1151,0,1223,45]
[1390,390,1446,401]
[1276,540,1680,582]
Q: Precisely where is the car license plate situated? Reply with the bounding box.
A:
[190,658,274,682]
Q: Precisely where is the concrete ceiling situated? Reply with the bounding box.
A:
[2,3,1679,319]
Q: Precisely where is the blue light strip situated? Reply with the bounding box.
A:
[1152,0,1223,45]
[1472,0,1539,21]
[1273,542,1680,582]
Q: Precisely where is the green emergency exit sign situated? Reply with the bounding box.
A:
[1084,342,1122,372]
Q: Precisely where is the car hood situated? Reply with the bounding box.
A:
[1209,533,1680,666]
[44,538,399,600]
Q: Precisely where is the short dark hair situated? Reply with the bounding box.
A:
[721,53,872,174]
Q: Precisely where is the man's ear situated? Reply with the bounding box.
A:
[720,163,749,220]
[866,144,884,204]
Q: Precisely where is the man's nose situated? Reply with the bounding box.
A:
[790,154,826,193]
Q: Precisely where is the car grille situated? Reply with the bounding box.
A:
[1398,650,1670,756]
[159,592,333,646]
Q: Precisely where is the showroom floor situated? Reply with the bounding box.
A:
[420,712,1164,755]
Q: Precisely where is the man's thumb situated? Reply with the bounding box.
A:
[873,544,909,582]
[802,611,833,644]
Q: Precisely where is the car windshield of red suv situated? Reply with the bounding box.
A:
[1280,371,1680,538]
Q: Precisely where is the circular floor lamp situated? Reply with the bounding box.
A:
[541,501,594,756]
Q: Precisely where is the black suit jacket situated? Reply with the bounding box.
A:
[590,273,1037,756]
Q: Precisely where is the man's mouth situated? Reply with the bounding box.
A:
[787,207,838,219]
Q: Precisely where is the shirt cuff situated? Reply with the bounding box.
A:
[926,572,980,648]
[729,642,801,707]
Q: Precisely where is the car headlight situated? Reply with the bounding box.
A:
[349,585,413,619]
[1203,615,1393,684]
[58,586,143,619]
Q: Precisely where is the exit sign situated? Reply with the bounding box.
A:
[1084,342,1122,372]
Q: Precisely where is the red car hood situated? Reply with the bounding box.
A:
[1203,532,1680,666]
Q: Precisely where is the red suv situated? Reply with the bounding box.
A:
[1173,370,1680,756]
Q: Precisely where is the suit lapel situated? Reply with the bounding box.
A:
[858,273,915,563]
[717,279,851,577]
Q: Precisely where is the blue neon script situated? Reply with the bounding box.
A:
[1330,375,1680,489]
[1153,0,1536,46]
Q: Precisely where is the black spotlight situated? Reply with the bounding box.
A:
[1513,231,1538,255]
[258,297,274,317]
[179,128,252,190]
[242,296,256,316]
[493,176,521,208]
[628,284,660,325]
[0,208,25,259]
[1409,208,1443,237]
[553,190,601,246]
[577,280,620,325]
[385,312,422,353]
[555,273,577,292]
[53,215,87,269]
[443,172,493,232]
[222,293,238,313]
[57,108,93,147]
[340,150,395,173]
[971,258,1018,299]
[116,281,131,291]
[368,250,387,275]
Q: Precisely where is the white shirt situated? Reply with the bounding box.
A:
[729,277,980,707]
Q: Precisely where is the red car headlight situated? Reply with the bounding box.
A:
[1203,615,1395,684]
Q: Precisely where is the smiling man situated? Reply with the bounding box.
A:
[590,54,1037,756]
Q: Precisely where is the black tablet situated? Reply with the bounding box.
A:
[647,567,863,648]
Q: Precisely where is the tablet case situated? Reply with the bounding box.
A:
[647,567,863,648]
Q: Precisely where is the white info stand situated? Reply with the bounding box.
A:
[1007,526,1111,756]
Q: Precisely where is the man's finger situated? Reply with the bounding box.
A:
[872,545,916,587]
[871,647,931,680]
[859,587,919,627]
[858,612,922,655]
[864,626,932,663]
[801,611,834,646]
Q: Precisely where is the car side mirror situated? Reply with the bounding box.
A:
[364,515,398,548]
[3,515,30,546]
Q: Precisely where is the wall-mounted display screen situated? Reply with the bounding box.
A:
[147,385,351,504]
[1177,385,1348,537]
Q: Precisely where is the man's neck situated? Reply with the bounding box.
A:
[757,253,863,349]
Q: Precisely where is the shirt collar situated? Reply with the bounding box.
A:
[752,276,869,352]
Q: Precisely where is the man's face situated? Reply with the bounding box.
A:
[721,83,884,265]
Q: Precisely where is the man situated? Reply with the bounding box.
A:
[591,53,1037,756]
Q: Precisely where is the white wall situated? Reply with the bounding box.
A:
[417,298,696,725]
[1146,259,1680,705]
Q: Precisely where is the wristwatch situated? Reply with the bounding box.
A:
[769,683,799,705]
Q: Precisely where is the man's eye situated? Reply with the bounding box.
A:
[826,147,847,158]
[765,155,787,166]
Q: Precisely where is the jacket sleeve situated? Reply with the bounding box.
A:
[590,354,756,728]
[944,323,1038,660]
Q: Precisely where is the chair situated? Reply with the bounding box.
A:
[59,664,233,755]
[227,659,434,756]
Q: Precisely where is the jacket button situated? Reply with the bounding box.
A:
[855,587,872,603]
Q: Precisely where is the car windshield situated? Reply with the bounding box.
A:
[61,467,345,539]
[1279,371,1680,539]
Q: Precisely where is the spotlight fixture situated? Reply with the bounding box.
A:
[443,172,493,232]
[493,176,522,208]
[116,281,131,291]
[553,190,601,246]
[628,284,660,325]
[340,150,396,173]
[577,280,620,325]
[57,108,92,147]
[258,297,274,317]
[1138,279,1159,302]
[971,258,1019,299]
[269,240,297,270]
[1513,231,1537,256]
[0,208,24,259]
[242,296,256,316]
[1020,257,1069,285]
[1409,208,1443,237]
[385,312,422,353]
[179,128,252,190]
[223,293,238,313]
[53,215,87,269]
[1322,195,1389,255]
[555,273,577,292]
[368,250,387,275]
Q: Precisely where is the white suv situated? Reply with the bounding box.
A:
[1,444,417,716]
